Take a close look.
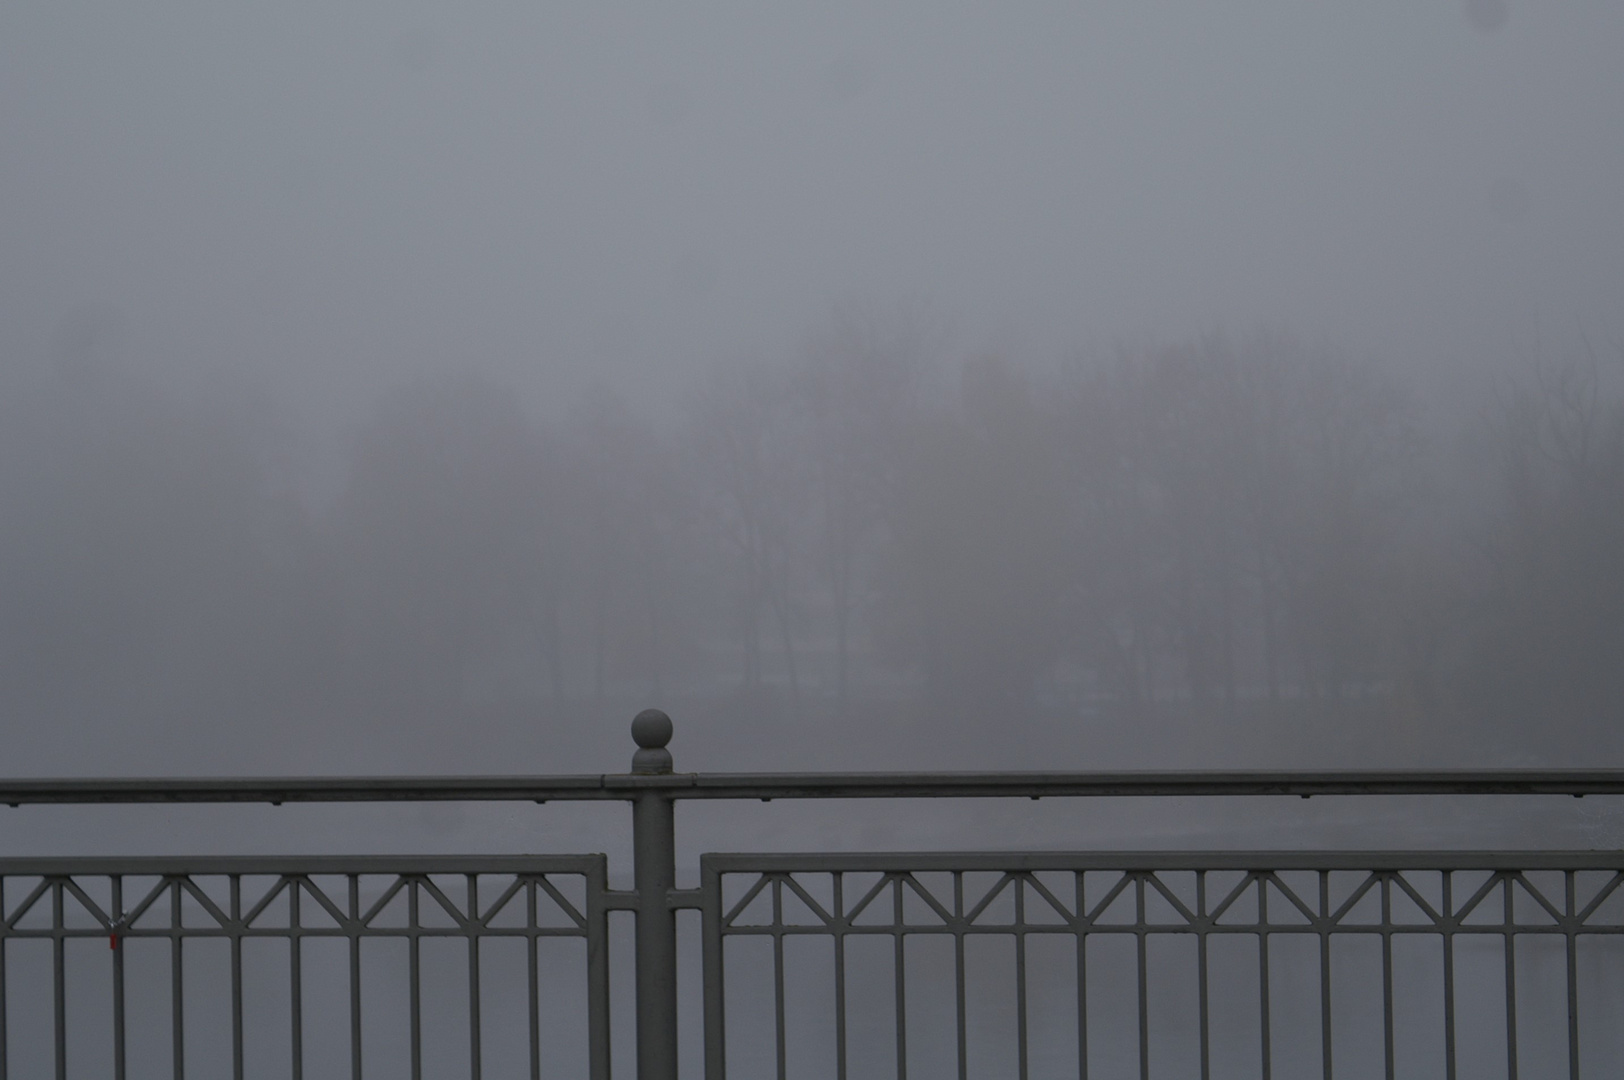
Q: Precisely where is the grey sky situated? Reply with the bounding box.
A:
[4,0,1619,423]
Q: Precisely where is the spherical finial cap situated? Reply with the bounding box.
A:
[631,709,673,749]
[630,709,674,774]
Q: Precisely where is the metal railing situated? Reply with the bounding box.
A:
[1,708,1621,1079]
[700,852,1624,1080]
[0,857,608,1080]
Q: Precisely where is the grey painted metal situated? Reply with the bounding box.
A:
[2,769,1624,804]
[585,873,614,1080]
[700,850,1624,1080]
[701,850,728,1080]
[171,879,184,1080]
[705,850,1624,872]
[631,710,681,1080]
[0,856,609,1078]
[5,715,1624,1080]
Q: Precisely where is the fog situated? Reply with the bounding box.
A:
[2,0,1622,848]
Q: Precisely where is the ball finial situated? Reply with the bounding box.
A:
[631,709,672,748]
[630,709,674,773]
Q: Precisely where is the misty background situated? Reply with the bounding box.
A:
[0,0,1621,859]
[2,5,1623,1075]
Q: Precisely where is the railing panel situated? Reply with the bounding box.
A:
[0,856,610,1080]
[6,717,1624,1080]
[700,852,1624,1080]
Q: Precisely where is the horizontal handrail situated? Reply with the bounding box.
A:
[0,768,1621,804]
[0,854,604,874]
[702,849,1624,872]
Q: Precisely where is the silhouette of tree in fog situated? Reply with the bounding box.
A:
[689,362,807,705]
[875,356,1070,706]
[792,312,924,711]
[1271,342,1418,705]
[5,311,1620,763]
[1058,334,1418,719]
[1466,345,1624,738]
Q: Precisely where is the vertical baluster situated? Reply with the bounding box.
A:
[1503,876,1517,1080]
[1441,873,1456,1080]
[1016,876,1030,1080]
[290,878,303,1080]
[409,879,422,1080]
[1197,872,1210,1080]
[172,880,185,1080]
[893,877,907,1080]
[586,867,612,1080]
[1318,871,1332,1080]
[1076,871,1089,1080]
[1,876,8,1080]
[953,872,966,1080]
[350,875,363,1080]
[112,876,125,1080]
[528,879,540,1080]
[231,876,244,1080]
[468,875,482,1080]
[52,879,65,1080]
[1135,874,1148,1080]
[773,878,786,1080]
[1259,876,1271,1080]
[1564,871,1579,1080]
[833,874,847,1080]
[1381,875,1395,1080]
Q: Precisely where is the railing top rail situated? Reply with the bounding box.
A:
[0,854,606,874]
[700,849,1624,872]
[0,768,1621,805]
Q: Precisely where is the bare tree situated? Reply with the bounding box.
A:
[1466,342,1624,741]
[875,356,1070,708]
[792,311,925,711]
[1060,333,1418,722]
[689,361,808,708]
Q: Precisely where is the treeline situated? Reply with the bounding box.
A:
[0,323,1619,751]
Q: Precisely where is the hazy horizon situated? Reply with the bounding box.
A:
[2,0,1621,788]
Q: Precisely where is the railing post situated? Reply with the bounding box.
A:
[631,710,679,1080]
